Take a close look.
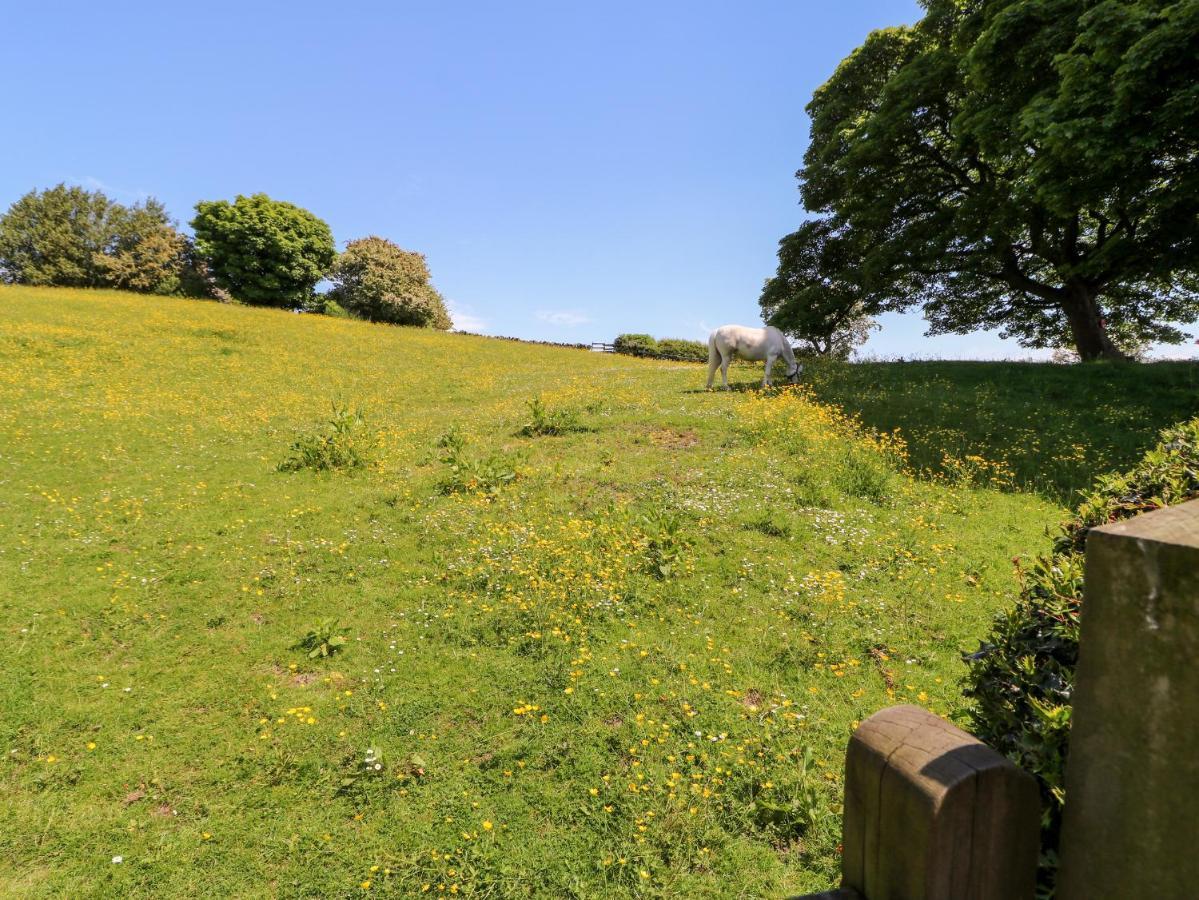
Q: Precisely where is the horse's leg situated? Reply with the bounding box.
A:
[706,341,720,390]
[720,351,731,390]
[763,353,776,387]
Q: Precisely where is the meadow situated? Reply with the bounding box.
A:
[0,286,1193,897]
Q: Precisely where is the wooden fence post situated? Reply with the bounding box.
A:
[1058,499,1199,899]
[797,705,1040,900]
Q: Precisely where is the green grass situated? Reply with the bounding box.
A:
[0,285,1186,897]
[802,358,1199,504]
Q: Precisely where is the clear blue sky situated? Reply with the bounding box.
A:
[3,1,1191,359]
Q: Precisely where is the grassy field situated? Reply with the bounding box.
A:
[0,286,1191,898]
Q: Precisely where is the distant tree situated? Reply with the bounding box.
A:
[798,0,1199,361]
[0,184,205,296]
[759,218,878,359]
[191,193,335,307]
[0,184,113,287]
[326,236,451,329]
[94,199,194,295]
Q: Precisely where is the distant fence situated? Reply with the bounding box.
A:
[590,342,615,353]
[797,498,1199,900]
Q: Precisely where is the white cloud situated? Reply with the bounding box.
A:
[536,310,591,327]
[446,301,489,333]
[68,175,150,203]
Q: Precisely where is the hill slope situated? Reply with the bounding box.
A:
[0,285,1118,896]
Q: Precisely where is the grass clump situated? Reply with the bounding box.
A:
[517,396,587,436]
[278,403,375,472]
[437,426,518,496]
[293,618,350,658]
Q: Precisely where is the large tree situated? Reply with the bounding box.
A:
[0,184,201,295]
[798,0,1199,360]
[191,194,335,308]
[760,218,878,359]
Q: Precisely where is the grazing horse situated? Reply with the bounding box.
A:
[706,325,802,390]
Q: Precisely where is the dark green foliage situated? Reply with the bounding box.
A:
[278,405,376,473]
[191,193,335,308]
[798,0,1199,360]
[326,236,451,329]
[964,417,1199,891]
[614,334,707,362]
[613,333,659,357]
[760,219,877,359]
[0,184,204,295]
[655,338,709,362]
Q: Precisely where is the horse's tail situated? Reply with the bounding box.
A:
[707,332,720,364]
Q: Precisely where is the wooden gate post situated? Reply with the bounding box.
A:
[1058,499,1199,899]
[798,704,1040,900]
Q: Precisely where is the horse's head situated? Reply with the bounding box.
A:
[787,363,804,384]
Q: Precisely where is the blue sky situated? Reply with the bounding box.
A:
[3,1,1192,359]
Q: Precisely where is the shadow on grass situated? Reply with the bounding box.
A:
[802,359,1199,505]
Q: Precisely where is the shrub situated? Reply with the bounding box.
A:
[191,193,335,308]
[963,417,1199,892]
[0,184,205,295]
[613,333,659,357]
[326,236,451,329]
[613,334,708,362]
[656,337,708,362]
[278,405,376,473]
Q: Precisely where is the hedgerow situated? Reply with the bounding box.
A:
[963,417,1199,894]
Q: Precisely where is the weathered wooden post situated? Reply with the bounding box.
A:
[799,704,1040,900]
[1058,499,1199,899]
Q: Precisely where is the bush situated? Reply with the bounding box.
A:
[963,417,1199,893]
[613,333,659,357]
[191,193,335,308]
[655,337,708,362]
[0,184,206,295]
[326,236,450,328]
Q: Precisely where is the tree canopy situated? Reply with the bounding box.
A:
[793,0,1199,360]
[327,236,452,329]
[191,194,335,308]
[0,184,196,295]
[759,219,878,358]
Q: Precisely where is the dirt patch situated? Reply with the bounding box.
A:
[122,787,145,807]
[604,715,624,728]
[742,689,765,710]
[649,428,699,450]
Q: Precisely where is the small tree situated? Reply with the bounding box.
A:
[326,236,451,329]
[759,219,878,359]
[191,193,335,308]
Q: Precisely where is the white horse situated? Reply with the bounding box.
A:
[706,324,803,390]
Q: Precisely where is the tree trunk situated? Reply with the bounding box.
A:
[1061,283,1126,361]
